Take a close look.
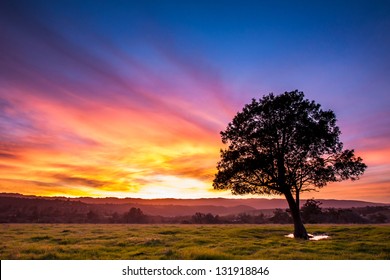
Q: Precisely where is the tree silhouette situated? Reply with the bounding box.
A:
[213,91,367,239]
[301,199,323,223]
[124,207,147,223]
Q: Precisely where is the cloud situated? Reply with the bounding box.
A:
[0,4,229,199]
[53,175,106,189]
[0,96,102,165]
[0,3,231,147]
[0,153,18,159]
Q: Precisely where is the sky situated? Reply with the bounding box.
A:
[0,0,389,202]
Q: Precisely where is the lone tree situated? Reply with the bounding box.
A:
[213,90,366,239]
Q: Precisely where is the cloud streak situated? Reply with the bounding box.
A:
[0,9,225,198]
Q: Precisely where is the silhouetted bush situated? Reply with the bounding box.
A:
[301,199,323,223]
[269,209,292,224]
[123,207,147,223]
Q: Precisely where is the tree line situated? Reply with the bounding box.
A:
[0,197,388,224]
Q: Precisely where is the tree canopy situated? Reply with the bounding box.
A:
[213,90,367,238]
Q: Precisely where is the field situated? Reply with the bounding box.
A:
[1,224,389,260]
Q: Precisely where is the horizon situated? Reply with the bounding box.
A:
[2,192,389,205]
[1,1,390,203]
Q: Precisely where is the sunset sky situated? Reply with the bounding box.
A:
[1,0,389,202]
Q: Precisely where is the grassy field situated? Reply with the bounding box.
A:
[0,224,389,260]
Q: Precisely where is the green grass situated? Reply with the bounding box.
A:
[0,224,389,259]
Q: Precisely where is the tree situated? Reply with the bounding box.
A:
[86,210,100,223]
[213,90,366,239]
[124,207,147,223]
[301,199,323,223]
[191,212,219,224]
[269,209,292,224]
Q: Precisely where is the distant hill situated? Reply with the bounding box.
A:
[0,193,388,217]
[1,193,389,224]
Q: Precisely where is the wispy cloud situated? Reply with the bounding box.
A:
[0,4,228,198]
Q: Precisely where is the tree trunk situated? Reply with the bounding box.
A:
[284,191,309,239]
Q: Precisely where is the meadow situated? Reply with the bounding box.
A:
[0,224,389,260]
